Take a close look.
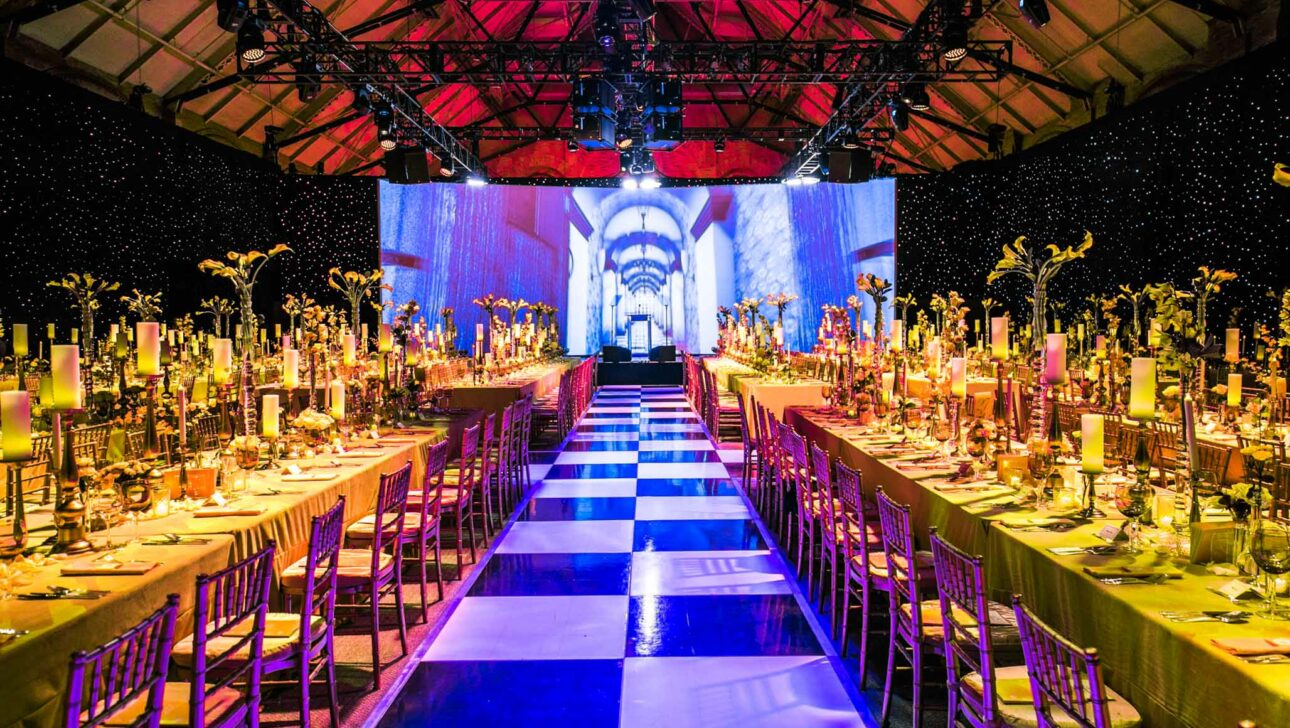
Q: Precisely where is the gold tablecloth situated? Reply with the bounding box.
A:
[0,430,444,728]
[785,406,1289,728]
[447,360,574,418]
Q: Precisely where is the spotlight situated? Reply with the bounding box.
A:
[783,177,804,187]
[215,0,249,32]
[237,18,265,64]
[888,97,909,132]
[621,177,639,190]
[567,139,579,152]
[902,82,931,111]
[594,0,617,49]
[840,129,862,149]
[378,126,397,151]
[942,16,968,61]
[639,176,661,190]
[800,174,820,185]
[294,58,322,103]
[713,138,726,153]
[352,86,372,114]
[465,175,488,187]
[1019,0,1050,27]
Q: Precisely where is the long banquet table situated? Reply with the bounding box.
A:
[447,359,575,418]
[784,405,1288,728]
[0,427,448,728]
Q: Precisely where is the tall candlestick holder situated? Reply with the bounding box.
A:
[49,409,92,555]
[992,358,1011,454]
[1,455,34,558]
[142,375,162,459]
[215,383,233,442]
[1078,468,1100,519]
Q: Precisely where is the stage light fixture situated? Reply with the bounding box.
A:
[294,58,322,102]
[801,174,820,185]
[888,97,910,132]
[639,176,661,190]
[378,127,397,151]
[942,16,968,61]
[714,138,726,153]
[1019,0,1050,27]
[215,0,249,32]
[621,177,639,190]
[237,18,266,64]
[594,0,617,49]
[567,139,579,152]
[352,86,372,114]
[902,82,931,111]
[466,175,488,187]
[783,177,804,187]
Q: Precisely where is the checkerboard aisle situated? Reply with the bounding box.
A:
[374,386,871,727]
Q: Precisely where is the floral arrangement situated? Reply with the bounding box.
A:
[99,459,154,481]
[200,296,236,338]
[894,293,916,328]
[198,244,292,352]
[47,272,119,344]
[473,294,501,321]
[1202,481,1272,521]
[121,289,163,322]
[328,268,390,331]
[765,292,798,325]
[856,273,892,347]
[987,231,1094,358]
[1191,266,1237,341]
[291,409,335,433]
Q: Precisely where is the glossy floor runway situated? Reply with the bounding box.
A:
[371,385,871,727]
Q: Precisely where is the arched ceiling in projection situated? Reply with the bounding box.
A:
[2,0,1279,178]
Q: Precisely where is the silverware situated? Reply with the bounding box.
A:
[0,628,30,637]
[1160,610,1249,623]
[1099,574,1169,585]
[1243,654,1290,664]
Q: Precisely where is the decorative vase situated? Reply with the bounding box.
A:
[1231,516,1254,574]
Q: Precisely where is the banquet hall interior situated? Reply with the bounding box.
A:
[0,0,1288,726]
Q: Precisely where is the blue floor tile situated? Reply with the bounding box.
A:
[638,417,699,425]
[635,478,742,496]
[575,424,641,433]
[638,431,710,441]
[585,411,641,418]
[634,519,767,551]
[638,449,721,463]
[468,553,632,596]
[377,660,622,727]
[544,463,639,480]
[626,595,825,657]
[528,450,560,464]
[562,439,639,452]
[520,497,638,521]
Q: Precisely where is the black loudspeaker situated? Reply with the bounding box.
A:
[572,78,617,150]
[384,148,432,184]
[827,149,874,183]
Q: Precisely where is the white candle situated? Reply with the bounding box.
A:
[12,324,27,357]
[282,348,300,389]
[136,322,161,376]
[212,338,233,385]
[361,323,369,348]
[274,323,282,340]
[46,323,55,340]
[329,380,345,420]
[166,329,175,347]
[262,394,280,438]
[50,345,81,409]
[1129,358,1156,420]
[1227,373,1242,408]
[889,320,903,351]
[1225,328,1240,363]
[1,391,33,461]
[177,385,187,446]
[1081,413,1104,474]
[949,357,967,399]
[926,337,941,377]
[475,323,485,342]
[71,328,79,344]
[1095,334,1107,359]
[378,324,393,353]
[990,316,1008,360]
[1045,333,1068,385]
[281,334,291,351]
[38,376,52,407]
[342,334,356,366]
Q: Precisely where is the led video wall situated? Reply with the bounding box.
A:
[379,178,896,355]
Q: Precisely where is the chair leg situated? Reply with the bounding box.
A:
[466,504,478,563]
[370,584,382,690]
[394,564,409,657]
[857,584,872,687]
[879,611,897,727]
[839,581,852,658]
[910,644,923,728]
[325,631,340,727]
[298,649,311,728]
[434,539,445,600]
[454,512,464,579]
[418,538,429,623]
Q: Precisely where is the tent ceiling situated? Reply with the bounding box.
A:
[2,0,1277,178]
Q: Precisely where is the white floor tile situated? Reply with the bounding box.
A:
[629,551,791,596]
[426,595,629,660]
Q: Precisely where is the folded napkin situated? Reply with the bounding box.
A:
[1000,517,1078,530]
[377,438,418,444]
[1212,637,1290,656]
[893,464,960,479]
[1083,565,1183,580]
[193,506,265,518]
[280,472,338,482]
[60,560,158,576]
[335,451,383,459]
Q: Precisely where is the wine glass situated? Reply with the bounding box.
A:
[1250,518,1290,621]
[122,479,154,544]
[1114,481,1150,553]
[1028,445,1054,509]
[932,417,953,459]
[90,480,123,560]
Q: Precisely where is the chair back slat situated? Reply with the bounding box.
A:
[930,532,1001,726]
[810,443,835,535]
[1012,596,1114,728]
[65,595,180,728]
[372,463,414,556]
[300,498,346,635]
[875,490,927,632]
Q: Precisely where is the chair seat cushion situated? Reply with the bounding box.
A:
[898,599,1020,646]
[283,549,391,590]
[961,664,1142,727]
[103,682,242,727]
[172,613,326,667]
[862,550,934,579]
[346,512,428,539]
[834,521,883,547]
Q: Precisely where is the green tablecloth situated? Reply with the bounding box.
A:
[785,405,1289,728]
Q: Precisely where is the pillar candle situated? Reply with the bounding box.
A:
[274,323,282,339]
[1227,374,1242,407]
[926,337,941,377]
[1,391,33,461]
[167,329,175,347]
[259,328,266,344]
[1080,413,1104,474]
[71,328,79,344]
[1045,333,1068,384]
[1095,334,1107,359]
[990,316,1008,360]
[1274,376,1287,399]
[360,324,369,348]
[38,376,53,408]
[329,380,345,420]
[974,318,981,333]
[47,323,55,340]
[282,348,300,389]
[12,324,27,357]
[342,334,356,366]
[212,339,233,385]
[177,385,187,446]
[262,394,280,438]
[949,357,967,399]
[1225,328,1240,363]
[378,324,393,353]
[136,322,161,376]
[1129,358,1157,420]
[281,334,291,351]
[50,345,81,409]
[889,320,903,351]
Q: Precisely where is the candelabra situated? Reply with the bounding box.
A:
[1,455,33,558]
[49,410,91,554]
[1078,469,1100,519]
[992,358,1011,454]
[142,375,162,459]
